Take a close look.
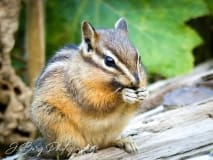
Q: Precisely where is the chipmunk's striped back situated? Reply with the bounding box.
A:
[35,45,77,88]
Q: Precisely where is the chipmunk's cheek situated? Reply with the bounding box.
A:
[115,75,131,88]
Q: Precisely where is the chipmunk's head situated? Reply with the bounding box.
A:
[80,18,146,92]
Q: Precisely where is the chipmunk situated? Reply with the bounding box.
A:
[30,18,148,157]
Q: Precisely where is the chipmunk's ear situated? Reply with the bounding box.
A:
[115,18,128,33]
[81,21,97,52]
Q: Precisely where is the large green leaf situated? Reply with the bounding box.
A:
[46,0,209,77]
[205,0,213,14]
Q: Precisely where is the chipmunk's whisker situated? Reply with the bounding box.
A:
[114,87,122,93]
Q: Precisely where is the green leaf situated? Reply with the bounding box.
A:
[46,0,209,77]
[205,0,213,14]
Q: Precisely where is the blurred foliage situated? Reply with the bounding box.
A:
[46,0,210,77]
[189,16,213,65]
[12,0,213,80]
[12,1,27,81]
[205,0,213,13]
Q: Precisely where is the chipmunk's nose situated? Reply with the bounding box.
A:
[133,73,140,84]
[131,72,140,88]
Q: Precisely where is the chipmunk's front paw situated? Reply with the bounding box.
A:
[122,88,138,104]
[136,88,149,102]
[122,88,149,104]
[114,138,138,153]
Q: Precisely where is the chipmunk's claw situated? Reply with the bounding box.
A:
[136,88,149,101]
[122,88,149,104]
[114,138,138,153]
[122,88,138,104]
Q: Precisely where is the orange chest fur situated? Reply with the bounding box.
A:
[47,93,138,146]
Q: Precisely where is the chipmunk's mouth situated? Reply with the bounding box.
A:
[111,80,123,92]
[111,80,139,92]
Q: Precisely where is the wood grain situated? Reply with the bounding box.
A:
[73,98,213,160]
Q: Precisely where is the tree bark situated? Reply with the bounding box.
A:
[0,0,36,153]
[26,0,45,87]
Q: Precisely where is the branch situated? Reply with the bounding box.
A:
[26,0,45,87]
[73,98,213,160]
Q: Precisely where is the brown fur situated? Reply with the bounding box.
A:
[30,19,147,156]
[32,66,139,147]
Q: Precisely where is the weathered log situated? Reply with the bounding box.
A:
[72,98,213,160]
[140,61,213,113]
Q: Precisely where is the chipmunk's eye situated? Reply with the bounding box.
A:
[104,55,116,67]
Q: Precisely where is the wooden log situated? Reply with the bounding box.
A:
[73,98,213,160]
[26,0,45,87]
[140,66,213,113]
